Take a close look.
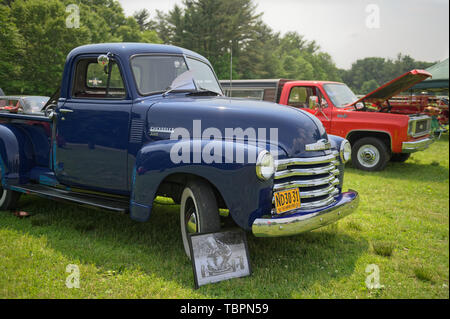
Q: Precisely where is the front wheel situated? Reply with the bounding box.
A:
[351,137,390,171]
[0,186,21,211]
[180,179,221,258]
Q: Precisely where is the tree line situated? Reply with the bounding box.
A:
[0,0,436,96]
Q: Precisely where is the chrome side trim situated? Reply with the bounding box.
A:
[252,190,359,237]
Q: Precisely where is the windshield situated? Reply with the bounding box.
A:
[323,83,358,107]
[131,55,222,95]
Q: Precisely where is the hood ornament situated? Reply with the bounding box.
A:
[305,139,331,151]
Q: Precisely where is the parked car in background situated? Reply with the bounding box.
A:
[0,43,359,256]
[221,70,435,171]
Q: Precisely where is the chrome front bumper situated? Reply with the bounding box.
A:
[252,190,359,237]
[401,137,434,153]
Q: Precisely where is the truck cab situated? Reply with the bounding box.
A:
[221,70,435,171]
[0,43,359,256]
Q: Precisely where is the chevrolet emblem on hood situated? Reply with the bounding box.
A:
[305,139,331,151]
[149,126,175,135]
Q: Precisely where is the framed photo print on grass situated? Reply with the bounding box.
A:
[189,229,252,289]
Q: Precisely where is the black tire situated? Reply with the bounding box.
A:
[390,153,411,163]
[180,179,221,258]
[351,137,390,171]
[0,186,21,211]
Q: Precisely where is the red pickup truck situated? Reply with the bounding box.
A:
[220,70,435,171]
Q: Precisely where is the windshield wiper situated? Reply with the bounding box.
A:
[162,86,196,97]
[162,70,197,97]
[188,87,222,96]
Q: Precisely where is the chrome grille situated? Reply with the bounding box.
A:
[272,151,340,213]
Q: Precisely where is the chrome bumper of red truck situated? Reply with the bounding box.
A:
[402,137,434,153]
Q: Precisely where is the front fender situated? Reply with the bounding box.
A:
[0,124,34,187]
[327,134,345,151]
[130,139,273,230]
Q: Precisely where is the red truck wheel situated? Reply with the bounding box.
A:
[0,187,21,211]
[351,137,390,171]
[180,179,221,258]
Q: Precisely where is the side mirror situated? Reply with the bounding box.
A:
[355,102,365,111]
[97,54,109,67]
[309,96,320,110]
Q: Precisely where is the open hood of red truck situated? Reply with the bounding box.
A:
[348,69,431,106]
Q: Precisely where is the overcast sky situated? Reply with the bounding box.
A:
[118,0,449,69]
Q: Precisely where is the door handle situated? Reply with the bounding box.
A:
[59,108,73,113]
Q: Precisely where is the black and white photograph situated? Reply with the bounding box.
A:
[189,230,251,288]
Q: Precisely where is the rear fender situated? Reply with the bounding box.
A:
[0,124,35,187]
[130,139,273,230]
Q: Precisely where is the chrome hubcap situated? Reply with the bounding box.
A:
[358,145,380,168]
[186,209,198,234]
[185,198,198,234]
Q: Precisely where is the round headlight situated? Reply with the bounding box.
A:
[256,150,275,181]
[340,139,352,163]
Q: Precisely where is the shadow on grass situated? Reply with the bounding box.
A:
[2,195,368,298]
[345,162,449,183]
[379,162,448,182]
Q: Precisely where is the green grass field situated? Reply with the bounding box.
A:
[1,135,448,299]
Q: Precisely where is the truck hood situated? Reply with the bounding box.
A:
[348,69,431,106]
[145,95,329,158]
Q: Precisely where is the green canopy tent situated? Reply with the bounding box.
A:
[412,58,449,93]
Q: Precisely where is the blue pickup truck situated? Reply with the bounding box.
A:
[0,43,359,256]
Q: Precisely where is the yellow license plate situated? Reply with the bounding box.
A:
[274,188,301,214]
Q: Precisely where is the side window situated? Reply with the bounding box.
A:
[72,58,126,99]
[288,86,315,108]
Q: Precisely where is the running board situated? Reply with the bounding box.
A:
[12,184,129,213]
